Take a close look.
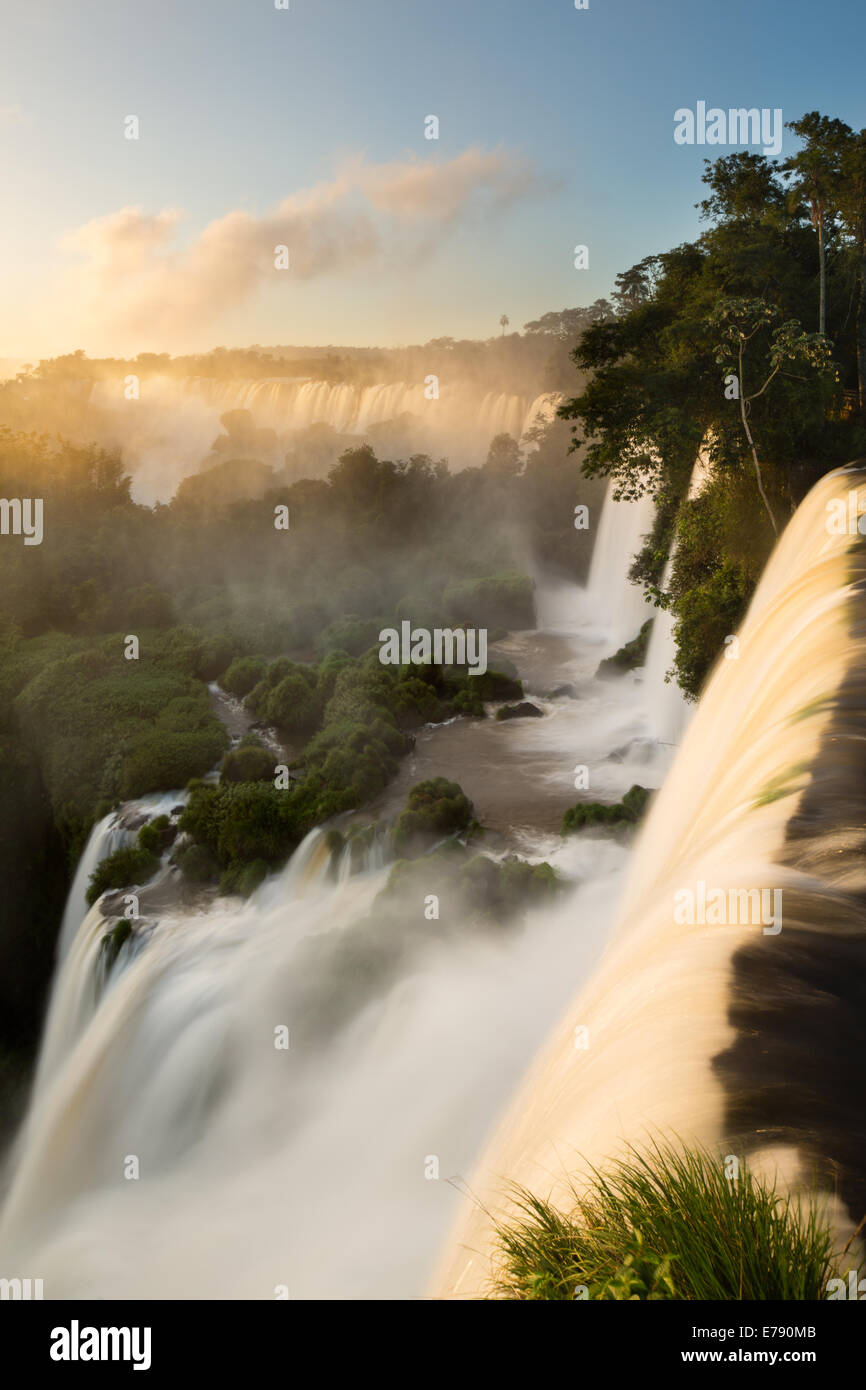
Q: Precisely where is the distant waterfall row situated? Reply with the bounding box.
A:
[85,376,559,503]
[185,376,555,450]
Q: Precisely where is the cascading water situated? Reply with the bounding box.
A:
[433,463,866,1297]
[641,550,689,745]
[57,791,184,962]
[0,481,677,1297]
[84,377,558,503]
[641,445,710,745]
[583,482,655,651]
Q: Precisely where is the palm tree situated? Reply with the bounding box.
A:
[499,314,509,337]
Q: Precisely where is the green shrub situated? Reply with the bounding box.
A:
[596,618,652,678]
[174,842,220,884]
[137,814,175,854]
[562,784,652,834]
[219,858,269,897]
[219,735,276,784]
[222,655,267,698]
[494,1143,836,1301]
[444,572,536,630]
[392,778,474,857]
[86,845,160,905]
[99,919,133,971]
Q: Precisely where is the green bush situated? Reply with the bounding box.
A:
[596,618,652,678]
[444,572,536,630]
[562,784,652,834]
[137,814,175,854]
[494,1143,836,1301]
[392,778,474,857]
[86,845,160,905]
[219,735,276,784]
[219,858,269,897]
[222,655,267,698]
[99,919,133,971]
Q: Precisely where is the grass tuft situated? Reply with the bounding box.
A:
[493,1142,837,1300]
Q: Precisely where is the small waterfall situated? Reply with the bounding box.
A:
[58,790,185,962]
[584,482,655,649]
[642,551,689,744]
[642,445,711,744]
[58,813,128,961]
[434,463,866,1296]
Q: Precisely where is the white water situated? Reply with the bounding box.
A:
[641,442,711,747]
[583,483,655,651]
[0,457,679,1298]
[58,791,184,962]
[435,464,866,1295]
[641,550,689,745]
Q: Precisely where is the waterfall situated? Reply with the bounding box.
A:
[57,813,128,961]
[434,463,866,1296]
[57,790,185,962]
[0,812,628,1297]
[583,482,655,650]
[0,475,685,1298]
[642,443,711,745]
[84,377,558,503]
[641,550,688,744]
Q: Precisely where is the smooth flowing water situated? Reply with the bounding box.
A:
[435,463,866,1296]
[0,490,679,1298]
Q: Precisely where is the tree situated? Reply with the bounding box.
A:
[499,314,509,336]
[484,433,523,477]
[523,303,612,338]
[698,152,788,226]
[782,113,851,334]
[612,257,660,314]
[835,127,866,417]
[707,298,836,534]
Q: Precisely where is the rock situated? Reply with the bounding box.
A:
[495,701,543,721]
[547,683,576,699]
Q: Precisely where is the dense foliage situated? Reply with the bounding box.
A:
[561,113,866,696]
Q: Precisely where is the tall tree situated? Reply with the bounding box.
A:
[782,113,851,335]
[836,128,866,417]
[707,298,836,534]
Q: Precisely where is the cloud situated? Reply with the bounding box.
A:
[59,148,543,344]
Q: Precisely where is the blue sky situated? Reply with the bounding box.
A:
[2,0,864,356]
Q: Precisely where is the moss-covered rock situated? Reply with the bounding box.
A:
[562,783,653,834]
[99,918,133,971]
[596,619,652,679]
[495,701,543,721]
[137,814,176,854]
[86,845,160,905]
[392,778,475,858]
